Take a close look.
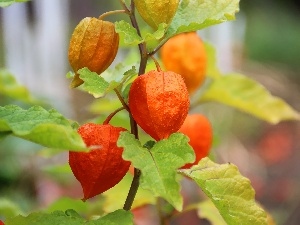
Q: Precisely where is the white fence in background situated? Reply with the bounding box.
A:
[1,1,245,115]
[199,12,246,74]
[1,0,71,115]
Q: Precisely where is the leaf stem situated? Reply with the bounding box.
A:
[103,107,125,125]
[148,37,170,56]
[114,88,130,112]
[98,9,128,20]
[150,55,162,72]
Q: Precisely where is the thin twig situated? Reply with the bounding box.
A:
[98,9,128,20]
[114,88,130,112]
[128,0,148,75]
[150,55,162,71]
[103,106,125,125]
[119,0,130,12]
[148,37,170,56]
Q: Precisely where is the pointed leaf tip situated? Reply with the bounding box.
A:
[0,105,86,151]
[118,132,194,211]
[180,158,268,225]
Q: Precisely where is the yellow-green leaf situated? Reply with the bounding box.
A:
[166,0,240,38]
[102,173,156,212]
[196,200,227,225]
[204,42,221,79]
[0,69,39,104]
[0,105,86,150]
[118,132,194,211]
[6,209,133,225]
[0,0,30,7]
[200,73,300,123]
[180,158,267,225]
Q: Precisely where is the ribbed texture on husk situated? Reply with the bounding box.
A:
[161,32,207,94]
[69,123,129,200]
[129,70,190,141]
[179,114,213,169]
[68,17,119,87]
[134,0,179,29]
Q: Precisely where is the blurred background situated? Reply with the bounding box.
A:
[0,0,300,224]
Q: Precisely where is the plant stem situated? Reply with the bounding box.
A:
[148,37,170,56]
[123,168,141,210]
[114,88,130,112]
[98,9,128,20]
[128,1,148,75]
[122,0,148,211]
[103,107,125,125]
[129,115,139,139]
[119,0,130,12]
[150,55,162,71]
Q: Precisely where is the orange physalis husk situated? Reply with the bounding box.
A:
[68,17,119,87]
[161,32,207,94]
[129,70,190,141]
[69,123,129,200]
[179,114,213,169]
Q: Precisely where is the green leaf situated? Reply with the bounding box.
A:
[102,173,156,213]
[46,197,107,219]
[143,23,168,52]
[66,71,75,79]
[0,0,30,7]
[204,42,221,79]
[115,20,167,50]
[0,198,24,218]
[196,200,227,225]
[0,105,86,150]
[115,20,143,46]
[93,210,133,225]
[42,164,73,183]
[166,0,240,39]
[199,73,300,123]
[79,65,137,98]
[65,209,81,218]
[101,63,137,91]
[46,198,88,214]
[179,158,267,225]
[0,69,39,104]
[143,23,168,42]
[78,68,110,98]
[43,164,72,174]
[0,131,11,140]
[5,210,85,225]
[6,209,133,225]
[118,132,195,211]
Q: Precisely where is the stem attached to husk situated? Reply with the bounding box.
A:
[103,107,126,125]
[150,55,162,72]
[148,37,170,56]
[114,88,130,112]
[98,9,128,20]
